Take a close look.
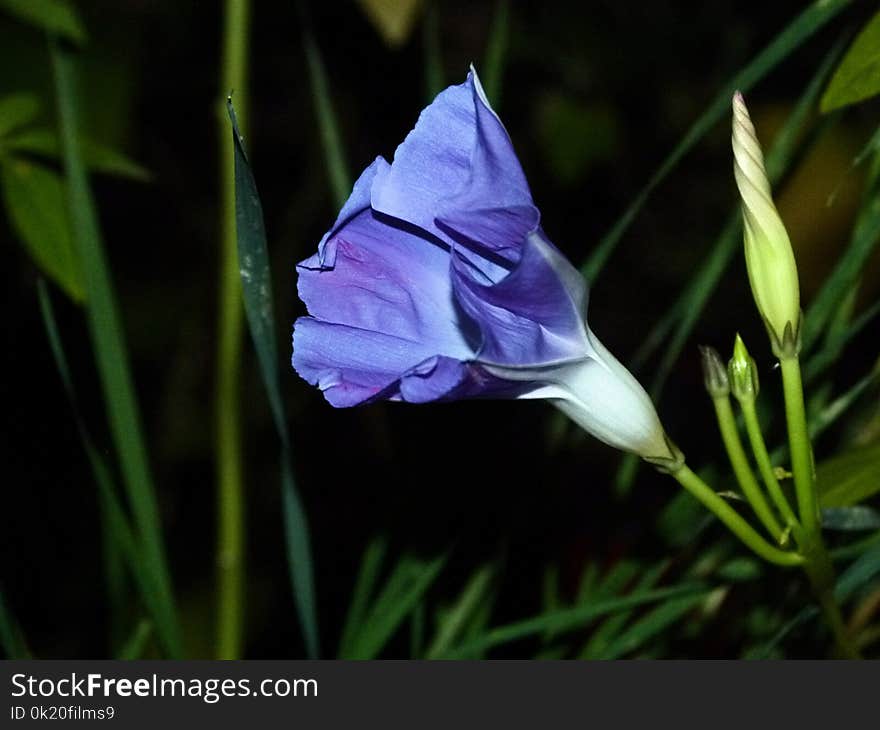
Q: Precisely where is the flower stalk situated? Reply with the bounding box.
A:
[733,93,859,658]
[216,0,251,660]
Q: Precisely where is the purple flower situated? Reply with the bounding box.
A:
[293,69,672,460]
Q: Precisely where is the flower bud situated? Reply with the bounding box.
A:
[699,345,729,399]
[732,92,801,355]
[727,334,759,403]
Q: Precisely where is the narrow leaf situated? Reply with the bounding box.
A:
[425,564,494,659]
[50,41,180,653]
[344,553,447,659]
[117,620,153,660]
[599,593,705,660]
[37,279,181,657]
[441,584,706,658]
[339,536,389,656]
[301,21,351,209]
[227,99,320,658]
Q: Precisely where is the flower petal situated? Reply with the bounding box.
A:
[371,69,537,258]
[451,229,590,367]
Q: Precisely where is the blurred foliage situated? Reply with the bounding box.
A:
[821,9,880,113]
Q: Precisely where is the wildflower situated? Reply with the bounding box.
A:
[732,92,801,355]
[293,69,674,461]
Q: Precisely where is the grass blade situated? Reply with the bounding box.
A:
[37,279,181,657]
[598,593,705,660]
[441,583,707,658]
[227,100,319,658]
[50,41,180,654]
[301,8,351,209]
[343,553,447,659]
[425,564,494,658]
[581,0,854,281]
[803,184,880,353]
[579,561,667,658]
[117,620,153,660]
[804,298,880,383]
[339,536,388,656]
[0,92,41,137]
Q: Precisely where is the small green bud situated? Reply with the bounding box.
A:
[732,92,801,350]
[699,345,729,399]
[728,334,759,403]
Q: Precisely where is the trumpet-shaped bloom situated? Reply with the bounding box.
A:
[732,92,800,353]
[293,69,672,460]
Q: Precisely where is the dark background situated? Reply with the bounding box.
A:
[2,0,877,658]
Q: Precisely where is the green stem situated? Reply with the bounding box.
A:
[669,465,803,567]
[216,0,250,660]
[739,399,802,537]
[780,356,820,535]
[779,354,860,658]
[711,396,785,544]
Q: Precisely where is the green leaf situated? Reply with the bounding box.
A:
[580,0,854,281]
[227,99,320,658]
[804,298,880,384]
[817,443,880,508]
[425,564,494,659]
[50,41,180,655]
[339,536,389,656]
[1,157,83,300]
[822,506,880,531]
[821,11,880,112]
[441,584,707,658]
[0,0,86,44]
[808,364,879,440]
[0,92,41,138]
[343,553,447,659]
[3,127,151,181]
[37,280,181,658]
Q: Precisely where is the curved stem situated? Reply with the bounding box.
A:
[216,0,251,660]
[669,465,803,567]
[739,398,802,537]
[712,396,785,543]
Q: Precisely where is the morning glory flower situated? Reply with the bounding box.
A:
[293,69,674,461]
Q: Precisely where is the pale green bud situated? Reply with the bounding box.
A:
[728,333,759,403]
[732,92,801,355]
[699,345,729,399]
